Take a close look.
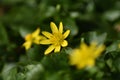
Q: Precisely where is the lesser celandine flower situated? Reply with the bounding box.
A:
[69,41,105,69]
[40,22,70,55]
[23,28,45,50]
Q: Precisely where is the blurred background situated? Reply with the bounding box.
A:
[0,0,120,80]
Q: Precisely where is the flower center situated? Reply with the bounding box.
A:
[50,33,64,46]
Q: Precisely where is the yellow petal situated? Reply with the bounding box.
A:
[35,35,44,40]
[33,35,45,44]
[54,46,61,52]
[23,41,32,50]
[80,42,88,51]
[25,34,32,41]
[33,39,40,44]
[87,60,95,67]
[50,22,59,33]
[89,42,97,50]
[63,30,70,39]
[42,31,53,38]
[94,45,105,58]
[44,45,55,55]
[69,49,80,65]
[61,40,68,47]
[40,40,51,44]
[77,62,85,69]
[32,28,40,38]
[59,22,63,33]
[118,44,120,48]
[41,36,47,40]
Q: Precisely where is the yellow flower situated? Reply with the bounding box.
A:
[23,28,45,50]
[118,44,120,48]
[40,22,70,55]
[69,42,105,69]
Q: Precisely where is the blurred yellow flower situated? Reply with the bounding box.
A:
[23,28,45,50]
[40,22,70,55]
[69,42,105,69]
[118,44,120,48]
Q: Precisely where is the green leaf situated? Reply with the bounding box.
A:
[16,73,26,80]
[103,10,120,21]
[0,23,9,45]
[25,64,44,80]
[19,26,32,38]
[45,71,72,80]
[26,45,44,61]
[88,31,107,44]
[106,40,120,53]
[64,19,78,36]
[114,58,120,72]
[41,51,69,71]
[1,63,17,80]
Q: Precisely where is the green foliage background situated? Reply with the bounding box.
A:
[0,0,120,80]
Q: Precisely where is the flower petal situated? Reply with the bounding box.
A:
[44,45,55,55]
[36,35,46,40]
[61,40,68,47]
[25,34,32,41]
[50,22,59,33]
[34,40,40,44]
[77,62,86,69]
[59,22,63,33]
[80,42,88,51]
[94,45,105,58]
[32,28,40,38]
[33,35,46,44]
[54,45,61,53]
[40,40,51,44]
[63,30,70,39]
[69,49,80,65]
[23,41,32,50]
[42,31,53,38]
[87,60,95,67]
